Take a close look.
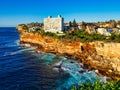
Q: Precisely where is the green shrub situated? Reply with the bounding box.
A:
[71,80,120,90]
[39,31,58,38]
[66,30,107,42]
[22,25,29,31]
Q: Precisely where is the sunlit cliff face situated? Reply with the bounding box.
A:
[18,26,120,80]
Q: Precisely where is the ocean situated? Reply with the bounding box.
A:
[0,27,103,90]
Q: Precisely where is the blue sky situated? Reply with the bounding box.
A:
[0,0,120,27]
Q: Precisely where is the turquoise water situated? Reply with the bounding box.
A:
[30,52,104,90]
[0,27,104,90]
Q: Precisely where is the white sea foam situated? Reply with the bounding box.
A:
[53,59,105,90]
[54,61,63,66]
[3,47,36,56]
[14,40,19,45]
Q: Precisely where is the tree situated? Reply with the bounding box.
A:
[73,19,77,27]
[69,21,72,27]
[81,21,86,31]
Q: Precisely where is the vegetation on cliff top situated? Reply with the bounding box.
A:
[32,30,120,43]
[18,24,29,31]
[18,24,120,43]
[71,80,120,90]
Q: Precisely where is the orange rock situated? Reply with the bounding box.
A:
[18,29,120,80]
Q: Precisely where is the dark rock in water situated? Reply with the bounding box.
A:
[79,63,84,68]
[70,61,74,63]
[54,65,61,69]
[79,69,86,74]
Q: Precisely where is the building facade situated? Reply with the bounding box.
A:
[44,15,64,33]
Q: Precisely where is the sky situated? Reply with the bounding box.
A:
[0,0,120,27]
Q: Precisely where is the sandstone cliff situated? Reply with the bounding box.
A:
[18,26,120,80]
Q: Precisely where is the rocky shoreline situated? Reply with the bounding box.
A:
[18,27,120,80]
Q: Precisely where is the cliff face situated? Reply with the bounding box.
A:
[20,32,82,55]
[94,42,120,77]
[18,27,120,80]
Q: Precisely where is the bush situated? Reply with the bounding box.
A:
[71,80,120,90]
[39,31,58,38]
[22,24,29,31]
[66,30,106,42]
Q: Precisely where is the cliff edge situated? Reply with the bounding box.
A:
[17,26,120,80]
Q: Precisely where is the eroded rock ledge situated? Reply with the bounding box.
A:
[18,28,120,80]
